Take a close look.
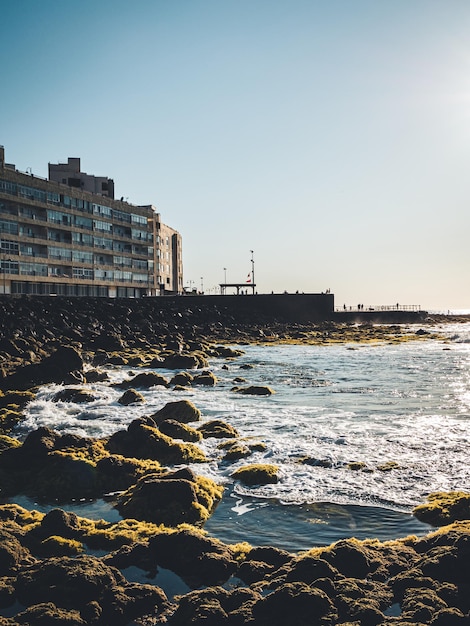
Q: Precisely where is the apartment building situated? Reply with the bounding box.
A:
[0,146,183,297]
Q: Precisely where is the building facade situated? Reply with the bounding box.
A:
[0,146,183,297]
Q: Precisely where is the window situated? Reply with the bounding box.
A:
[73,267,94,279]
[131,213,147,225]
[18,185,46,202]
[0,180,17,195]
[93,220,112,233]
[1,259,19,273]
[72,232,93,246]
[0,240,19,254]
[0,219,18,235]
[48,246,72,260]
[19,262,47,276]
[72,250,93,263]
[74,215,93,229]
[93,236,113,250]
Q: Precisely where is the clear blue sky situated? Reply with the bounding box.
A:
[2,0,469,310]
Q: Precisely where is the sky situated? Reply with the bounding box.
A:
[1,0,469,310]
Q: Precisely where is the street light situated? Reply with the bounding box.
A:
[250,250,255,293]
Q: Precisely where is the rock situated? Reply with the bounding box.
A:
[106,420,206,464]
[413,492,470,526]
[117,468,222,526]
[321,538,376,579]
[37,509,80,539]
[0,390,35,409]
[84,368,109,383]
[154,353,207,370]
[52,388,97,403]
[232,464,279,486]
[15,555,169,624]
[170,371,194,386]
[117,388,145,405]
[115,372,169,389]
[192,371,217,386]
[0,528,33,575]
[0,346,84,392]
[231,385,275,395]
[158,419,202,442]
[150,400,201,425]
[148,528,237,587]
[198,419,239,439]
[251,581,337,625]
[14,602,86,625]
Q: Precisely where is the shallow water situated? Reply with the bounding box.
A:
[12,322,470,551]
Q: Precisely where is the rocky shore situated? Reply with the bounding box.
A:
[0,295,469,625]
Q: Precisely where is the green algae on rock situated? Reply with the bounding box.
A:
[116,467,223,526]
[413,491,470,526]
[232,463,279,486]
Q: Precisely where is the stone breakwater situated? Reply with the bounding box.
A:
[0,296,469,625]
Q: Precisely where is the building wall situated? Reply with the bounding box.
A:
[0,148,182,297]
[48,157,115,199]
[139,205,183,295]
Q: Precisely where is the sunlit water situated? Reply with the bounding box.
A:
[12,322,470,552]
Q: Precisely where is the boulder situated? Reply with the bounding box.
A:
[231,385,275,395]
[193,371,217,386]
[117,467,222,526]
[0,347,84,392]
[15,555,169,624]
[106,420,206,465]
[52,388,97,403]
[198,419,239,439]
[148,527,237,587]
[117,389,145,405]
[231,464,279,486]
[170,371,194,386]
[150,400,201,425]
[158,419,202,442]
[115,372,169,389]
[413,492,470,526]
[251,581,337,625]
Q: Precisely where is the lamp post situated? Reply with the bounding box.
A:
[250,250,255,294]
[200,277,204,294]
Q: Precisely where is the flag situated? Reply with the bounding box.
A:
[246,273,251,283]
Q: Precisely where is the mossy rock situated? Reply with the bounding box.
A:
[150,400,201,425]
[198,419,239,439]
[0,434,21,453]
[193,371,217,386]
[116,372,169,389]
[117,467,223,526]
[413,492,470,526]
[223,444,252,461]
[0,408,24,434]
[232,464,279,486]
[117,388,145,405]
[40,535,84,557]
[106,421,207,464]
[158,419,202,442]
[0,390,35,409]
[231,385,275,396]
[52,388,97,403]
[170,372,194,386]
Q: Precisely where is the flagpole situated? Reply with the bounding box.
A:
[250,250,255,295]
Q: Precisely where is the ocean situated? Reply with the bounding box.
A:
[12,321,470,553]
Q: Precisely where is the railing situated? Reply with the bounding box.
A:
[335,304,421,312]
